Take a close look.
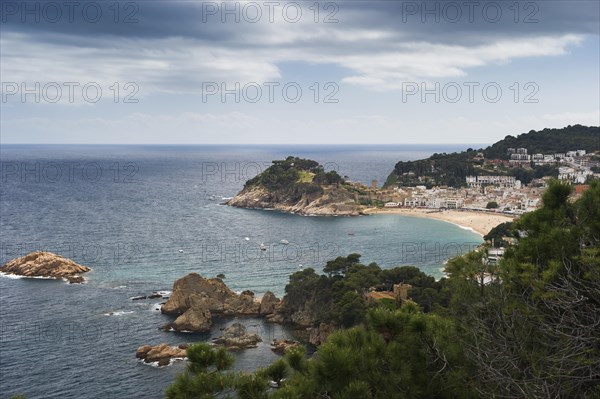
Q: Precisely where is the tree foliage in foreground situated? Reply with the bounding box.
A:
[448,180,600,398]
[166,303,475,399]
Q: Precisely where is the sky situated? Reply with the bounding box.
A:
[0,0,599,144]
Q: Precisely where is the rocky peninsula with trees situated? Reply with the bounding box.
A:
[226,156,403,216]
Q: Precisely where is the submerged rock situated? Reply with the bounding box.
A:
[65,275,85,284]
[132,293,166,301]
[0,251,90,282]
[212,323,262,350]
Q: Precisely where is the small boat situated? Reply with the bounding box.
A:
[244,237,250,241]
[260,243,267,251]
[178,249,184,253]
[280,239,289,245]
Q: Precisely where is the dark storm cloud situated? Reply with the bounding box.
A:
[1,1,597,43]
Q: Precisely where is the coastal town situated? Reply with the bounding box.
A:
[380,147,600,215]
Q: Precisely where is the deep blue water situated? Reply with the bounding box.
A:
[0,144,482,399]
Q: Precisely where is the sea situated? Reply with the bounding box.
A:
[0,144,483,399]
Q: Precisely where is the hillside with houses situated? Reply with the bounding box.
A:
[383,125,599,215]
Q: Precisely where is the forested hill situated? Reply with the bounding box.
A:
[483,125,600,159]
[384,125,599,188]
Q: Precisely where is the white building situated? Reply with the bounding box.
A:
[510,153,531,161]
[445,198,464,209]
[559,167,593,183]
[466,175,520,188]
[404,197,428,207]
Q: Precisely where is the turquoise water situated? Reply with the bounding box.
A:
[0,144,481,398]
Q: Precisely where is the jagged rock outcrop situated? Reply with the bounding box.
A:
[224,293,260,315]
[265,299,286,323]
[212,323,262,350]
[265,313,285,323]
[136,343,188,366]
[271,339,300,355]
[0,251,91,282]
[161,273,235,315]
[169,307,212,332]
[259,291,280,315]
[290,309,315,327]
[309,323,335,345]
[161,273,275,332]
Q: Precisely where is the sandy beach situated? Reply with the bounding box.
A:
[363,208,516,236]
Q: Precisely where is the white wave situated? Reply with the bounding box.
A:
[0,272,24,279]
[456,224,477,233]
[0,272,58,280]
[103,310,134,316]
[139,357,187,367]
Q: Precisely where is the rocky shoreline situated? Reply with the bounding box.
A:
[157,272,336,347]
[160,273,285,332]
[226,185,365,216]
[136,344,188,367]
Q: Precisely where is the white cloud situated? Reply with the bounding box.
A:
[0,28,586,97]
